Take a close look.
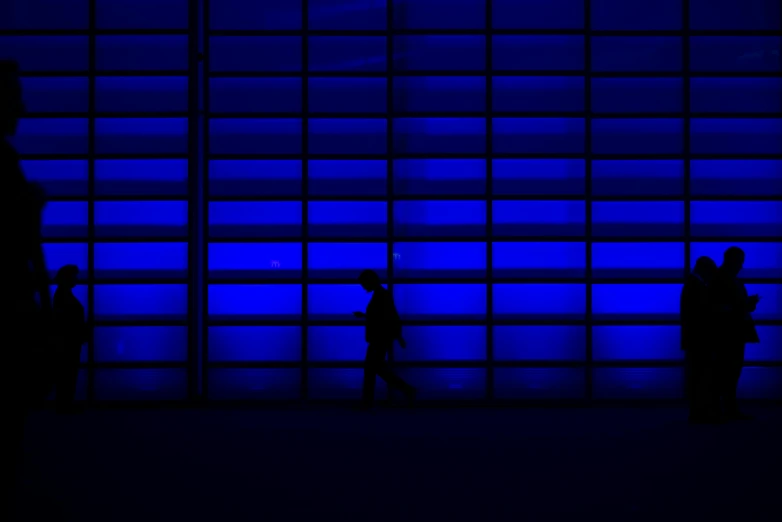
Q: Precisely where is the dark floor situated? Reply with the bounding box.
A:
[15,405,782,522]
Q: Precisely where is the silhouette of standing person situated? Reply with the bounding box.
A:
[52,265,88,414]
[681,256,720,424]
[353,269,416,409]
[1,59,52,519]
[711,247,760,421]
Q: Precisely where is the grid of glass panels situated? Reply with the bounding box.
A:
[1,0,195,401]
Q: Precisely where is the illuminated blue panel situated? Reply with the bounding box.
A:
[0,37,88,71]
[96,36,188,71]
[95,160,188,196]
[593,326,682,361]
[394,119,486,154]
[96,77,189,113]
[394,327,486,362]
[494,284,586,320]
[308,242,387,279]
[592,0,681,30]
[393,242,486,279]
[0,0,88,29]
[209,327,301,361]
[309,78,386,113]
[309,119,386,155]
[208,285,301,321]
[394,159,485,195]
[209,243,302,279]
[493,242,585,279]
[209,160,301,197]
[493,201,585,237]
[691,160,782,197]
[691,79,782,114]
[747,327,782,361]
[211,78,301,114]
[592,284,681,321]
[209,202,302,238]
[96,118,188,154]
[208,369,300,400]
[690,202,782,237]
[592,119,682,155]
[690,37,782,72]
[309,284,377,320]
[308,326,366,361]
[42,202,88,238]
[309,0,387,30]
[210,0,301,30]
[210,119,302,155]
[592,79,682,113]
[21,78,88,113]
[95,202,188,237]
[493,77,584,113]
[592,37,681,72]
[395,77,485,113]
[592,202,684,237]
[94,369,187,401]
[11,119,88,155]
[592,242,684,279]
[94,243,188,279]
[394,369,486,400]
[691,119,782,155]
[743,284,782,321]
[43,243,88,279]
[691,0,781,30]
[395,201,486,238]
[592,160,683,196]
[94,284,187,321]
[309,160,386,196]
[690,242,782,278]
[94,327,188,362]
[308,369,373,399]
[593,368,683,399]
[495,369,586,399]
[394,284,486,320]
[493,36,584,71]
[493,326,586,361]
[393,0,484,29]
[494,118,585,154]
[737,368,782,399]
[394,36,485,71]
[309,37,386,72]
[492,0,584,29]
[96,0,188,29]
[309,201,386,237]
[493,160,584,196]
[209,37,302,72]
[22,160,88,196]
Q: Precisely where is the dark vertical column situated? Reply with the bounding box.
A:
[386,0,395,403]
[682,0,691,397]
[584,0,593,404]
[301,0,310,403]
[485,0,494,402]
[201,0,211,401]
[87,0,97,404]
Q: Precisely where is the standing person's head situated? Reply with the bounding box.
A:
[54,264,79,290]
[0,60,24,137]
[693,256,718,283]
[722,247,745,277]
[358,269,381,293]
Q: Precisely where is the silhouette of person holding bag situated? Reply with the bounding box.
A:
[52,264,88,414]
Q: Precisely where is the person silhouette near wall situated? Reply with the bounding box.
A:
[353,269,416,410]
[52,264,88,414]
[710,247,760,421]
[680,256,719,424]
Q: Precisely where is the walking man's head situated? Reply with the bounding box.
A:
[693,256,718,282]
[54,264,79,289]
[723,246,745,276]
[0,60,24,137]
[358,269,381,293]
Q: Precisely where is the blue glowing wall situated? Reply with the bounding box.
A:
[3,0,781,402]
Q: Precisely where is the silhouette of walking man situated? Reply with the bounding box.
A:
[52,265,88,414]
[680,256,719,424]
[711,247,760,421]
[353,269,416,409]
